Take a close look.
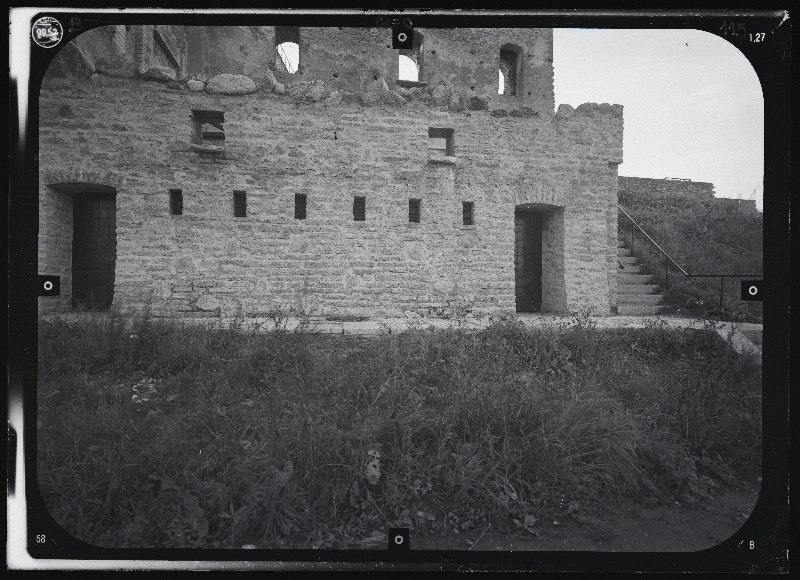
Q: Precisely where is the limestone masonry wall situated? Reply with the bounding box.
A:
[619,176,715,203]
[38,26,623,319]
[619,176,759,214]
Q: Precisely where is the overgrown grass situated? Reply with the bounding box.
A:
[37,313,761,549]
[619,186,763,321]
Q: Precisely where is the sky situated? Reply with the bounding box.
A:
[553,29,764,210]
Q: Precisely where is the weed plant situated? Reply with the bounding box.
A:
[37,312,761,548]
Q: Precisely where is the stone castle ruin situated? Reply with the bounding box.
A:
[38,25,624,319]
[619,177,759,214]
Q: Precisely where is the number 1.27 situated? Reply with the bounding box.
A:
[750,33,766,43]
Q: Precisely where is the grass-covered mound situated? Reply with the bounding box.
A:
[618,184,763,321]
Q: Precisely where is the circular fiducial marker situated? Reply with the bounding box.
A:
[31,17,63,48]
[397,32,408,43]
[394,535,404,545]
[749,285,758,296]
[43,281,53,291]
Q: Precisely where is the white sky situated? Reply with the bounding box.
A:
[276,41,299,73]
[399,55,418,81]
[553,29,764,209]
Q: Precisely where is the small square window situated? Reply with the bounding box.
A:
[170,189,183,215]
[234,190,247,217]
[295,194,307,220]
[353,196,366,221]
[428,127,454,157]
[463,201,474,225]
[191,109,225,152]
[409,199,421,223]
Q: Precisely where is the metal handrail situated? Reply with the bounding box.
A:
[617,205,763,309]
[618,205,688,276]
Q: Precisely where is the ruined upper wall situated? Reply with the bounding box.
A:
[47,25,188,79]
[619,176,715,203]
[620,176,760,214]
[287,27,555,113]
[47,25,555,113]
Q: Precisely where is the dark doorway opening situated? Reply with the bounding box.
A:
[72,193,117,311]
[515,210,542,312]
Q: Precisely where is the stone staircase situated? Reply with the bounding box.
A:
[616,237,672,315]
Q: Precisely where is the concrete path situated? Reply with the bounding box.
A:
[40,312,762,355]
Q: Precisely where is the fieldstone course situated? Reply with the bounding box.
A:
[264,69,278,91]
[205,74,257,95]
[361,78,405,107]
[46,42,94,79]
[432,83,451,106]
[467,96,489,111]
[142,66,177,82]
[556,104,575,119]
[195,295,220,311]
[287,80,327,103]
[96,54,136,78]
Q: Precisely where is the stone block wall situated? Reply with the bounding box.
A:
[38,26,623,319]
[619,176,760,217]
[619,176,715,204]
[181,27,554,114]
[38,184,74,313]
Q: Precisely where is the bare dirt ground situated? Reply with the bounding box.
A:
[410,482,759,552]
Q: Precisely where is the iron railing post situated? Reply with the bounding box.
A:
[665,255,669,291]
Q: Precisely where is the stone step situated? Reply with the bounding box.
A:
[618,265,643,274]
[617,256,639,266]
[617,239,626,247]
[618,273,653,285]
[617,247,632,257]
[617,304,674,316]
[617,294,664,306]
[617,284,660,294]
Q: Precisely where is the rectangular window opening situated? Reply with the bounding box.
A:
[428,127,454,157]
[499,47,521,96]
[463,201,474,226]
[191,109,225,150]
[353,196,366,221]
[234,190,247,217]
[398,32,424,83]
[170,189,183,216]
[409,199,421,223]
[295,194,307,220]
[275,26,300,73]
